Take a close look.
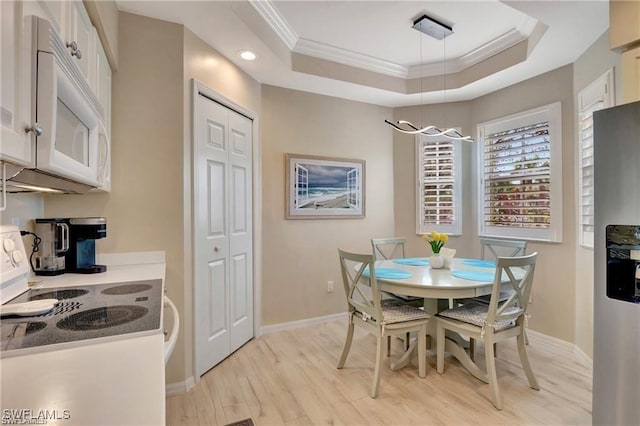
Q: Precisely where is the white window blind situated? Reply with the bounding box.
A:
[416,135,462,235]
[477,102,562,242]
[577,69,613,248]
[483,121,551,229]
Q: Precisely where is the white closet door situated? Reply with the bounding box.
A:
[194,93,253,377]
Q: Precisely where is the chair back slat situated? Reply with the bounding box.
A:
[371,238,406,261]
[486,252,537,327]
[480,237,527,260]
[338,249,383,322]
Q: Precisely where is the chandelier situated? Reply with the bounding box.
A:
[385,14,474,142]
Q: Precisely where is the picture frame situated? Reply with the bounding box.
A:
[285,154,365,219]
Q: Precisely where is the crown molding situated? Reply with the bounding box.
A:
[406,16,539,79]
[248,0,298,50]
[251,0,541,83]
[294,38,409,78]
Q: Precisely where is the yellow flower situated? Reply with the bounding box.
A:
[423,231,448,254]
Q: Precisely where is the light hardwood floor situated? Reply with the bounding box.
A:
[167,319,592,425]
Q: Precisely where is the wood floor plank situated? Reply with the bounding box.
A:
[167,319,592,425]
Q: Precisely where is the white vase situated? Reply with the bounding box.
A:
[430,254,444,269]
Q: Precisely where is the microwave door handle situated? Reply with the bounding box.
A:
[57,223,69,252]
[98,124,109,181]
[0,163,6,212]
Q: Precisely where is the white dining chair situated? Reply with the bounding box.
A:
[337,249,430,398]
[371,237,423,354]
[370,238,423,308]
[469,237,529,357]
[436,252,539,410]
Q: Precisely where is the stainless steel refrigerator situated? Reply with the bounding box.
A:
[593,100,640,425]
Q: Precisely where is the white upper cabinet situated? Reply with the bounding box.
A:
[35,1,64,34]
[94,28,111,135]
[1,0,33,166]
[64,1,94,84]
[35,1,94,84]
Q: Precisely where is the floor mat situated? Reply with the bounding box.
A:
[225,419,254,426]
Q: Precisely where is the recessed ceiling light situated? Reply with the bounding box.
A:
[238,50,257,61]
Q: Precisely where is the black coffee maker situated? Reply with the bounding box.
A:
[64,217,107,274]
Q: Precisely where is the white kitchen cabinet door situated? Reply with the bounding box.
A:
[194,91,253,378]
[35,0,65,34]
[65,0,94,84]
[94,28,111,135]
[1,0,33,166]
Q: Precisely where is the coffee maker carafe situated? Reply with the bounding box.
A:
[33,218,69,275]
[64,217,107,274]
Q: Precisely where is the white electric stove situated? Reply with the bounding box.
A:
[0,225,168,425]
[0,225,163,358]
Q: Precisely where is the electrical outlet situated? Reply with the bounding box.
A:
[327,281,334,293]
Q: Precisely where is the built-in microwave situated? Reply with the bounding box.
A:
[34,16,103,186]
[5,17,104,193]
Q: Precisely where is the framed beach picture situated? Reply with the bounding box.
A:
[285,154,365,219]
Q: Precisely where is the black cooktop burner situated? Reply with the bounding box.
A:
[1,279,162,357]
[29,289,89,301]
[57,305,149,330]
[101,283,153,295]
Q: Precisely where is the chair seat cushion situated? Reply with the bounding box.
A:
[380,299,430,324]
[472,290,513,304]
[437,302,517,331]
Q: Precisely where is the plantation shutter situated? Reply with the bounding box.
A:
[578,100,601,238]
[422,140,455,225]
[577,69,612,247]
[483,121,551,229]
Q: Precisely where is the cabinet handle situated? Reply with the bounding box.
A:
[25,123,43,136]
[66,41,82,59]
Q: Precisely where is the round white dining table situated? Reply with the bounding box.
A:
[371,257,499,300]
[368,256,506,383]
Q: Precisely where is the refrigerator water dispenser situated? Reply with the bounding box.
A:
[605,225,640,304]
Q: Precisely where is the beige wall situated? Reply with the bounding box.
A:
[392,65,577,342]
[470,65,576,342]
[44,12,186,382]
[573,30,622,358]
[261,85,395,325]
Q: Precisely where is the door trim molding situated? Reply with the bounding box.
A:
[188,79,262,384]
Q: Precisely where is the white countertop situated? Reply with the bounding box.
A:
[0,252,167,426]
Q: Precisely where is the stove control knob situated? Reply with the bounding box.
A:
[11,250,24,265]
[3,238,15,252]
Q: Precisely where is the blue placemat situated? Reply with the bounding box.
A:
[362,268,412,279]
[462,259,496,268]
[393,258,429,266]
[450,270,495,282]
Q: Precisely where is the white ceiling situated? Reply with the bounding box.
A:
[116,0,609,107]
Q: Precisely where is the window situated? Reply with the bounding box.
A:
[477,102,562,242]
[577,69,614,248]
[416,134,462,235]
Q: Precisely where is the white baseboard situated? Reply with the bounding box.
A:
[527,329,593,369]
[573,344,593,369]
[166,376,196,396]
[260,312,347,335]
